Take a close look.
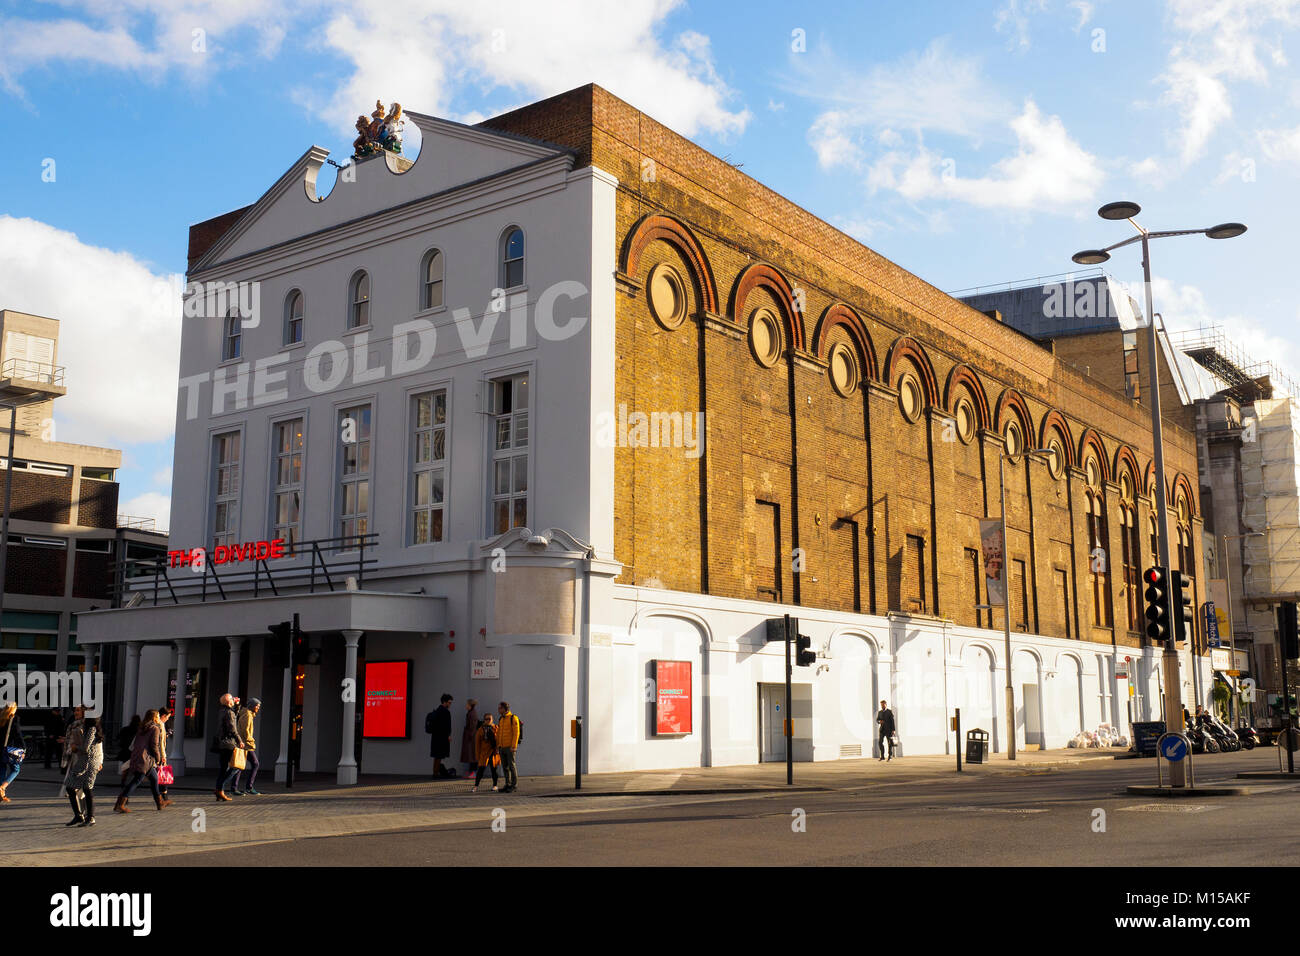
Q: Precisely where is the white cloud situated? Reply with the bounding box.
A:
[995,0,1048,50]
[1068,1,1095,32]
[866,101,1103,211]
[1259,123,1300,163]
[118,491,171,532]
[808,111,864,170]
[1157,0,1300,167]
[0,216,181,447]
[152,465,173,487]
[2,1,749,140]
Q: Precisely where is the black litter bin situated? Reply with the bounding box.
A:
[965,728,989,764]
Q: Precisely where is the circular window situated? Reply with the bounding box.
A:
[899,374,923,422]
[954,398,975,443]
[1085,458,1099,488]
[749,308,782,368]
[1046,437,1065,478]
[828,342,860,397]
[1004,420,1023,457]
[647,263,686,330]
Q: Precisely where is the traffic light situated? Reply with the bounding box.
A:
[1171,570,1194,645]
[1143,566,1169,643]
[267,620,291,668]
[1281,601,1299,661]
[795,633,816,667]
[291,615,308,666]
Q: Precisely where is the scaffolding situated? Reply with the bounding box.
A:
[1169,326,1297,400]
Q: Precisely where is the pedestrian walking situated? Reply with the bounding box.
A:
[876,700,896,761]
[115,710,170,812]
[213,693,247,802]
[0,702,25,803]
[235,698,262,795]
[425,693,453,778]
[470,714,499,792]
[58,705,85,772]
[63,715,103,827]
[117,715,140,782]
[155,707,174,802]
[461,698,479,778]
[495,701,522,792]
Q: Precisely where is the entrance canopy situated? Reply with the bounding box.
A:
[76,589,446,645]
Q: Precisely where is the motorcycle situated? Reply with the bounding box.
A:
[1187,724,1219,754]
[1236,724,1261,750]
[1202,716,1241,752]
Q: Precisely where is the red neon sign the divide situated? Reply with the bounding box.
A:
[168,538,288,568]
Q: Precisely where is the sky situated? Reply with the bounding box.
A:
[1,0,1298,531]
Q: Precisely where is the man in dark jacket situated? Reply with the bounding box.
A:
[427,694,453,778]
[876,701,896,761]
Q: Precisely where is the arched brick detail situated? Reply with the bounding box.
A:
[1172,473,1197,518]
[1113,445,1141,495]
[994,387,1034,438]
[621,213,718,315]
[942,364,990,429]
[731,263,805,352]
[1142,460,1172,506]
[882,336,939,407]
[812,302,879,381]
[1038,409,1076,468]
[1077,428,1110,483]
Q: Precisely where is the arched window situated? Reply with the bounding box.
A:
[284,290,304,345]
[222,310,241,361]
[500,227,524,289]
[1176,495,1196,646]
[421,249,444,310]
[348,270,370,329]
[1119,472,1140,631]
[1085,463,1112,629]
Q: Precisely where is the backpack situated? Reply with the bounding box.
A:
[515,715,524,746]
[424,711,436,734]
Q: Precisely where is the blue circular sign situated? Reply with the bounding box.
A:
[1159,734,1188,762]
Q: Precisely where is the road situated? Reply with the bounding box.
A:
[112,749,1300,866]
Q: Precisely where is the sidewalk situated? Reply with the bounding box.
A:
[0,747,1123,866]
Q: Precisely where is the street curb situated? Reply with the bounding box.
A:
[1235,771,1300,780]
[537,786,829,798]
[1124,785,1251,797]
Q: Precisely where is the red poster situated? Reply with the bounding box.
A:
[654,660,692,735]
[363,661,411,738]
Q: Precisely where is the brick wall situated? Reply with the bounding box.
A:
[487,85,1207,653]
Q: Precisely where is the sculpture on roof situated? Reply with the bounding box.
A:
[352,100,405,158]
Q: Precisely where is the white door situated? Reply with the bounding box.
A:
[1023,683,1043,748]
[759,684,786,762]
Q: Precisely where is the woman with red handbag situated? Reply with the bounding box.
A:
[155,707,175,801]
[114,710,170,812]
[63,715,103,826]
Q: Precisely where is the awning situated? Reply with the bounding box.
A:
[76,589,446,645]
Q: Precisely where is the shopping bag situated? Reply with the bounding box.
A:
[232,749,247,770]
[157,764,175,786]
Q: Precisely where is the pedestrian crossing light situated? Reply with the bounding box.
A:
[1143,566,1169,643]
[796,633,816,667]
[1171,570,1194,645]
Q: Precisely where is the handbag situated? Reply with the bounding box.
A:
[4,746,25,767]
[232,748,247,770]
[157,764,175,786]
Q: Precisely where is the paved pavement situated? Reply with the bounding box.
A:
[2,745,1287,866]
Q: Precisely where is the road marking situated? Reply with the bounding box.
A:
[918,806,1049,813]
[1117,803,1222,813]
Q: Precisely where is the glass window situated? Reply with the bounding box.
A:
[211,431,241,549]
[349,271,370,329]
[222,311,241,361]
[422,249,444,310]
[338,405,372,544]
[285,290,304,345]
[271,418,304,548]
[501,228,524,289]
[411,390,447,544]
[490,374,529,534]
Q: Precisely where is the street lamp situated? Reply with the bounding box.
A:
[1220,530,1265,726]
[997,444,1055,760]
[1073,201,1246,787]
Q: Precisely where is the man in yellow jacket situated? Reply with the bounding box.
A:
[495,702,521,792]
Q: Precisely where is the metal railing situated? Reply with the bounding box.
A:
[117,515,157,530]
[111,533,379,606]
[1,358,65,387]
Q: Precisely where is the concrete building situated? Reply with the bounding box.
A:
[0,309,168,717]
[79,87,1211,783]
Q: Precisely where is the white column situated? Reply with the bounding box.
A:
[226,636,245,696]
[338,630,362,785]
[169,640,188,775]
[121,641,142,725]
[274,665,292,783]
